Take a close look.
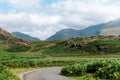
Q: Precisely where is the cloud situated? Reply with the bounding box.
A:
[0,12,66,40]
[51,0,120,22]
[6,0,42,12]
[30,14,62,26]
[1,0,120,40]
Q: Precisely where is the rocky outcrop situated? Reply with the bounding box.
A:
[0,28,29,45]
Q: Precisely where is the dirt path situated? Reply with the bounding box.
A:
[19,67,73,80]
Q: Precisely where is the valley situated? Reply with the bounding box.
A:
[1,0,120,80]
[1,29,120,80]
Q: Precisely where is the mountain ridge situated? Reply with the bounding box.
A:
[47,18,120,40]
[47,28,79,40]
[12,32,40,41]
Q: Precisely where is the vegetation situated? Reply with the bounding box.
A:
[43,35,120,56]
[3,35,120,57]
[5,45,31,52]
[0,50,46,61]
[61,61,120,79]
[0,64,19,80]
[0,35,120,80]
[1,49,120,79]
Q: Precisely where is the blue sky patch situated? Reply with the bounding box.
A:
[0,2,12,12]
[44,0,58,4]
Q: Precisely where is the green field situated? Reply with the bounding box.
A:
[1,50,120,80]
[1,36,120,80]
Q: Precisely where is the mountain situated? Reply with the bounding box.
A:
[0,28,28,45]
[47,28,79,40]
[12,32,40,41]
[100,19,120,36]
[47,18,120,40]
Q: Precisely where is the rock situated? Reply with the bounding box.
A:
[0,27,29,45]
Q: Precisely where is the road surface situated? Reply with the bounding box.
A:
[20,67,73,80]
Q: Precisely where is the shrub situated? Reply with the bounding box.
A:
[0,64,19,80]
[61,61,120,79]
[87,61,120,79]
[61,64,86,76]
[5,45,31,52]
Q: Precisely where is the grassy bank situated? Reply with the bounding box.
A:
[0,64,20,80]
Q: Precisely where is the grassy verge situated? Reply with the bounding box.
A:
[11,68,39,74]
[72,74,98,80]
[0,64,20,80]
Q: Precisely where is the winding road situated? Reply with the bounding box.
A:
[20,67,73,80]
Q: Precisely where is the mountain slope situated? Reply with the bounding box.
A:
[100,19,120,36]
[47,18,120,40]
[44,35,120,56]
[12,32,40,41]
[78,23,106,36]
[47,28,79,40]
[0,28,28,44]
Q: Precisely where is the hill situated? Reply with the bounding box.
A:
[43,35,120,56]
[0,28,31,52]
[47,18,120,40]
[47,28,79,40]
[12,32,40,41]
[0,28,28,45]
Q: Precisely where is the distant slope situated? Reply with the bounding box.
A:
[47,28,79,40]
[47,18,120,40]
[12,32,40,41]
[78,23,106,36]
[0,28,28,44]
[44,35,120,56]
[100,19,120,36]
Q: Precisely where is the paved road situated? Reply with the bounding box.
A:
[20,67,73,80]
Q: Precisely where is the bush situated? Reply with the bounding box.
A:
[61,64,86,76]
[61,61,120,79]
[0,65,19,80]
[0,64,4,73]
[87,61,120,79]
[5,45,31,52]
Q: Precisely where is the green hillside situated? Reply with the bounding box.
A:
[3,35,120,57]
[43,35,120,56]
[1,34,120,80]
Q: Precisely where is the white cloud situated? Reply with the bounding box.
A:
[30,14,62,26]
[0,12,66,40]
[51,0,120,23]
[1,0,120,40]
[7,0,42,12]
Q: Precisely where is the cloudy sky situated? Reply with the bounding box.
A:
[0,0,120,40]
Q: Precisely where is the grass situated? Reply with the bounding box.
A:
[33,36,120,57]
[5,45,31,52]
[0,50,46,61]
[1,36,120,79]
[0,64,20,80]
[3,35,120,57]
[11,68,41,74]
[1,54,120,80]
[72,74,98,80]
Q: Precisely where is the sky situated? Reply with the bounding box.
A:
[0,0,120,40]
